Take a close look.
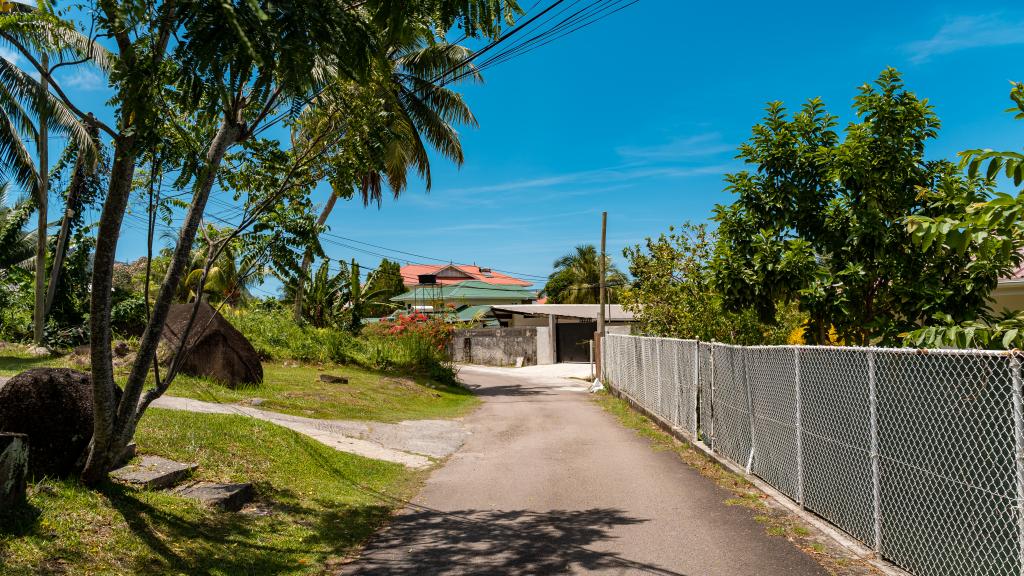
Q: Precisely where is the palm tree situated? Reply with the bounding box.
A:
[544,244,628,304]
[0,2,109,343]
[0,182,34,268]
[292,21,482,320]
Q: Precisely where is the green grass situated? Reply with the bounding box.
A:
[0,348,478,422]
[167,362,478,422]
[0,349,68,376]
[0,409,421,575]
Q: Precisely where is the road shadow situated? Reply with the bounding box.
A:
[463,383,550,398]
[342,506,686,575]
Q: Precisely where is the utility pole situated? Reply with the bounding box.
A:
[596,211,607,380]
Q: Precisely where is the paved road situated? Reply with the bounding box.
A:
[343,365,826,575]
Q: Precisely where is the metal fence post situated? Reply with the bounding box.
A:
[744,348,756,474]
[794,347,803,506]
[709,344,716,450]
[868,350,882,554]
[692,342,699,436]
[655,339,663,419]
[1010,353,1024,576]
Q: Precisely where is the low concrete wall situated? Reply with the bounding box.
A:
[450,327,538,367]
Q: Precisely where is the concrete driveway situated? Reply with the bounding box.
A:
[342,364,826,575]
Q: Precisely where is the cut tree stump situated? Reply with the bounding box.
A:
[175,482,254,511]
[110,455,197,490]
[0,433,28,509]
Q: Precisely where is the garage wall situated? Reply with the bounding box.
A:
[449,327,538,366]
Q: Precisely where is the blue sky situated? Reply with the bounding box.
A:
[13,1,1024,294]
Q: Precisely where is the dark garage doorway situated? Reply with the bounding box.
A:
[556,322,596,363]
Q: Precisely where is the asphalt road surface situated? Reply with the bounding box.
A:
[342,364,826,575]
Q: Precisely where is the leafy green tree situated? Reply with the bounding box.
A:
[622,223,798,344]
[544,244,627,304]
[713,68,996,346]
[902,81,1024,349]
[363,258,405,318]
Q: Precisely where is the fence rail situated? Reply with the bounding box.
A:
[601,334,1024,576]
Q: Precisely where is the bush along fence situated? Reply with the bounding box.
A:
[601,334,1024,576]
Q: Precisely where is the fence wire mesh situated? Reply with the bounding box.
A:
[602,334,1024,576]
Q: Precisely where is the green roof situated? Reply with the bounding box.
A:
[454,304,494,322]
[391,280,537,304]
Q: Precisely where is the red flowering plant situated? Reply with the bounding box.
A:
[361,312,457,382]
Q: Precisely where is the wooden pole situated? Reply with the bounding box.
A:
[596,211,607,379]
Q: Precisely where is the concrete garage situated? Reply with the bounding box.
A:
[449,305,633,366]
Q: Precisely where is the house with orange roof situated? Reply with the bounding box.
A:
[399,263,532,288]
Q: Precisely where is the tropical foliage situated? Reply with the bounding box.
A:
[622,223,800,344]
[712,68,1000,346]
[544,244,627,304]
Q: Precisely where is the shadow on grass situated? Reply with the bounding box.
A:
[0,501,41,538]
[99,481,390,575]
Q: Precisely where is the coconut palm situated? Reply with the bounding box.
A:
[292,20,482,320]
[0,182,34,268]
[544,244,628,304]
[0,2,110,342]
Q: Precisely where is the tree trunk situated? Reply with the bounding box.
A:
[81,135,139,485]
[32,54,48,345]
[293,192,337,322]
[81,119,243,485]
[44,154,87,316]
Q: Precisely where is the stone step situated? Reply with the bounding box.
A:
[175,481,254,511]
[110,455,197,490]
[0,433,28,509]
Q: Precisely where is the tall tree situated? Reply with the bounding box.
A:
[292,19,485,321]
[712,68,996,346]
[544,244,626,304]
[0,2,107,344]
[363,258,405,318]
[622,223,798,344]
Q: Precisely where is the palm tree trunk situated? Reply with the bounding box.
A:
[44,154,86,316]
[32,53,48,345]
[293,192,337,322]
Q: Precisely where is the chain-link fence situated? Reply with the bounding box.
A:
[601,334,1024,576]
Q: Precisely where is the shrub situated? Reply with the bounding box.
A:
[362,313,457,383]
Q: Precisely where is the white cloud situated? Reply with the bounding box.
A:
[442,163,730,197]
[60,67,106,91]
[906,14,1024,63]
[616,132,734,161]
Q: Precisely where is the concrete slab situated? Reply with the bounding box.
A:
[176,481,254,511]
[151,396,468,468]
[111,455,197,490]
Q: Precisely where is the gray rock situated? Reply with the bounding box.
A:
[319,374,349,384]
[24,346,49,357]
[175,481,254,511]
[110,455,197,490]
[0,433,28,509]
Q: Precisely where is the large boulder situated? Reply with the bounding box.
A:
[0,368,121,478]
[161,302,263,388]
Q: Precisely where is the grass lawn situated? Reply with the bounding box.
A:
[0,408,421,575]
[0,347,478,422]
[168,362,478,422]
